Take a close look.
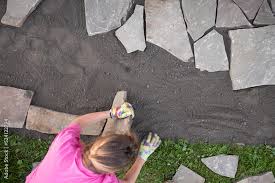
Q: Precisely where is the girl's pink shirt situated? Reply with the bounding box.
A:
[25,122,120,183]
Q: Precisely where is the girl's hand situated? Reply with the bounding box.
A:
[110,102,135,119]
[138,132,161,161]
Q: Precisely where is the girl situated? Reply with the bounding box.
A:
[26,102,161,183]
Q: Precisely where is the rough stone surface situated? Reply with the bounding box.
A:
[84,0,133,36]
[233,0,264,20]
[0,86,33,128]
[216,0,251,28]
[229,26,275,90]
[145,0,193,62]
[102,91,133,136]
[173,165,205,183]
[26,105,106,135]
[236,172,275,183]
[115,5,146,53]
[194,30,228,72]
[272,0,275,14]
[1,0,42,27]
[181,0,216,41]
[253,0,275,25]
[201,155,239,178]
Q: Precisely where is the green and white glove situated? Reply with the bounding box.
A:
[138,132,161,161]
[110,102,135,119]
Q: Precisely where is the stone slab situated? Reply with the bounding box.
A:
[201,155,239,178]
[173,165,205,183]
[272,0,275,14]
[194,30,229,72]
[84,0,133,36]
[26,105,106,135]
[253,0,275,25]
[181,0,216,41]
[145,0,193,62]
[102,91,133,136]
[115,5,146,53]
[233,0,264,20]
[1,0,42,27]
[0,86,34,128]
[229,26,275,90]
[236,172,275,183]
[216,0,251,28]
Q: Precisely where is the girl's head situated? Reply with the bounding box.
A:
[83,132,139,174]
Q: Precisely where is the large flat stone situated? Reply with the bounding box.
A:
[173,165,205,183]
[253,0,275,25]
[1,0,42,27]
[115,5,146,53]
[272,0,275,14]
[233,0,264,20]
[145,0,193,62]
[181,0,216,41]
[216,0,251,28]
[84,0,134,36]
[229,26,275,90]
[194,30,229,72]
[26,105,106,135]
[236,172,275,183]
[201,155,239,178]
[0,86,33,128]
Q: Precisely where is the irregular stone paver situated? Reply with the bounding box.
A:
[236,172,275,183]
[102,91,133,136]
[272,0,275,14]
[115,5,146,53]
[0,86,33,128]
[84,0,133,36]
[216,0,251,28]
[253,0,275,25]
[201,155,239,178]
[145,0,193,62]
[229,26,275,90]
[173,165,205,183]
[194,30,229,72]
[26,105,105,135]
[1,0,42,27]
[181,0,216,41]
[233,0,264,20]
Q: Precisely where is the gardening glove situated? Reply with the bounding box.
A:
[110,102,135,119]
[138,132,161,161]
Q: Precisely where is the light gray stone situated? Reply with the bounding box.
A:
[201,155,239,178]
[1,0,42,27]
[26,105,106,135]
[173,165,205,183]
[229,26,275,90]
[115,5,146,53]
[233,0,264,20]
[194,30,229,72]
[236,172,275,183]
[253,0,275,25]
[145,0,193,62]
[84,0,133,36]
[216,0,251,28]
[32,162,40,169]
[0,86,33,128]
[271,0,275,14]
[181,0,216,41]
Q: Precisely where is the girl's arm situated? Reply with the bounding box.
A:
[120,157,145,183]
[71,111,110,128]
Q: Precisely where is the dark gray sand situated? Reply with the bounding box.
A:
[0,0,274,144]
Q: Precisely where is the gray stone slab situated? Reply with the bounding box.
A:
[229,26,275,90]
[201,155,239,178]
[173,165,205,183]
[233,0,264,20]
[253,0,275,25]
[0,86,33,128]
[84,0,133,36]
[272,0,275,14]
[26,105,106,135]
[236,172,275,183]
[181,0,216,41]
[194,30,229,72]
[1,0,42,27]
[145,0,193,62]
[216,0,251,28]
[115,5,146,53]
